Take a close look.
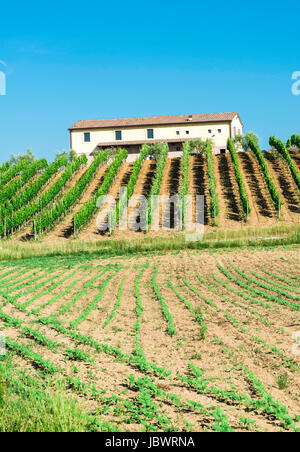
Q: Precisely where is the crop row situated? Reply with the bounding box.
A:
[269,136,300,191]
[0,156,86,236]
[227,138,250,217]
[0,159,47,205]
[148,143,169,225]
[180,142,191,228]
[0,160,31,189]
[1,262,297,431]
[205,140,219,219]
[116,146,148,225]
[291,134,300,149]
[248,137,281,209]
[0,156,67,219]
[34,152,108,234]
[73,148,127,232]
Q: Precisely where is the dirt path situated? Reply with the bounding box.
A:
[189,155,210,226]
[265,152,300,222]
[159,158,181,229]
[214,153,243,229]
[238,151,277,225]
[127,160,156,231]
[78,162,133,240]
[289,148,300,169]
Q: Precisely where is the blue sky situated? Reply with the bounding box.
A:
[0,0,299,162]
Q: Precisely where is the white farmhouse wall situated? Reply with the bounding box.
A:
[71,121,232,157]
[231,115,243,137]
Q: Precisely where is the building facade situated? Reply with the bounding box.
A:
[69,112,243,162]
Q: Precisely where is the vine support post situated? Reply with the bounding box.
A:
[278,199,281,219]
[4,218,6,239]
[34,220,37,241]
[74,216,77,238]
[246,202,249,222]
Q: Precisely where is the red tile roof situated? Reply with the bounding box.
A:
[69,112,239,130]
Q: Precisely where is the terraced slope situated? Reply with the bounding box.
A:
[159,158,182,229]
[127,160,157,231]
[13,169,64,241]
[44,164,109,240]
[189,155,210,226]
[238,152,277,223]
[289,148,300,168]
[78,162,133,240]
[214,153,243,227]
[1,147,299,242]
[0,247,299,432]
[265,152,300,221]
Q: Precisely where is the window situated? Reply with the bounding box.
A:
[176,147,181,151]
[218,129,222,133]
[208,129,212,134]
[84,132,90,142]
[147,129,154,139]
[115,131,122,141]
[186,130,190,135]
[176,131,180,135]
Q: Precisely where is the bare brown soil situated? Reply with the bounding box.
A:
[44,164,108,241]
[1,246,299,432]
[238,152,277,224]
[78,162,133,240]
[189,155,210,226]
[127,159,156,231]
[289,148,300,168]
[265,152,300,222]
[214,153,243,228]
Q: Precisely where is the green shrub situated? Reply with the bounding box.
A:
[205,140,219,219]
[269,136,300,191]
[248,137,281,209]
[227,138,250,217]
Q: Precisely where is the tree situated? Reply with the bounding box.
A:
[69,149,77,162]
[233,132,259,152]
[55,150,79,163]
[105,147,121,161]
[232,134,244,151]
[144,142,167,160]
[187,139,207,154]
[243,132,259,152]
[9,149,36,166]
[55,150,69,161]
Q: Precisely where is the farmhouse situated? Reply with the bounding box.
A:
[69,112,243,162]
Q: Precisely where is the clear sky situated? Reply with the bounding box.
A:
[0,0,299,163]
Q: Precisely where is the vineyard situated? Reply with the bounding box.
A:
[0,136,299,243]
[0,247,299,431]
[0,136,300,432]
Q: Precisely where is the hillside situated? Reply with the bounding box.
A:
[0,144,299,243]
